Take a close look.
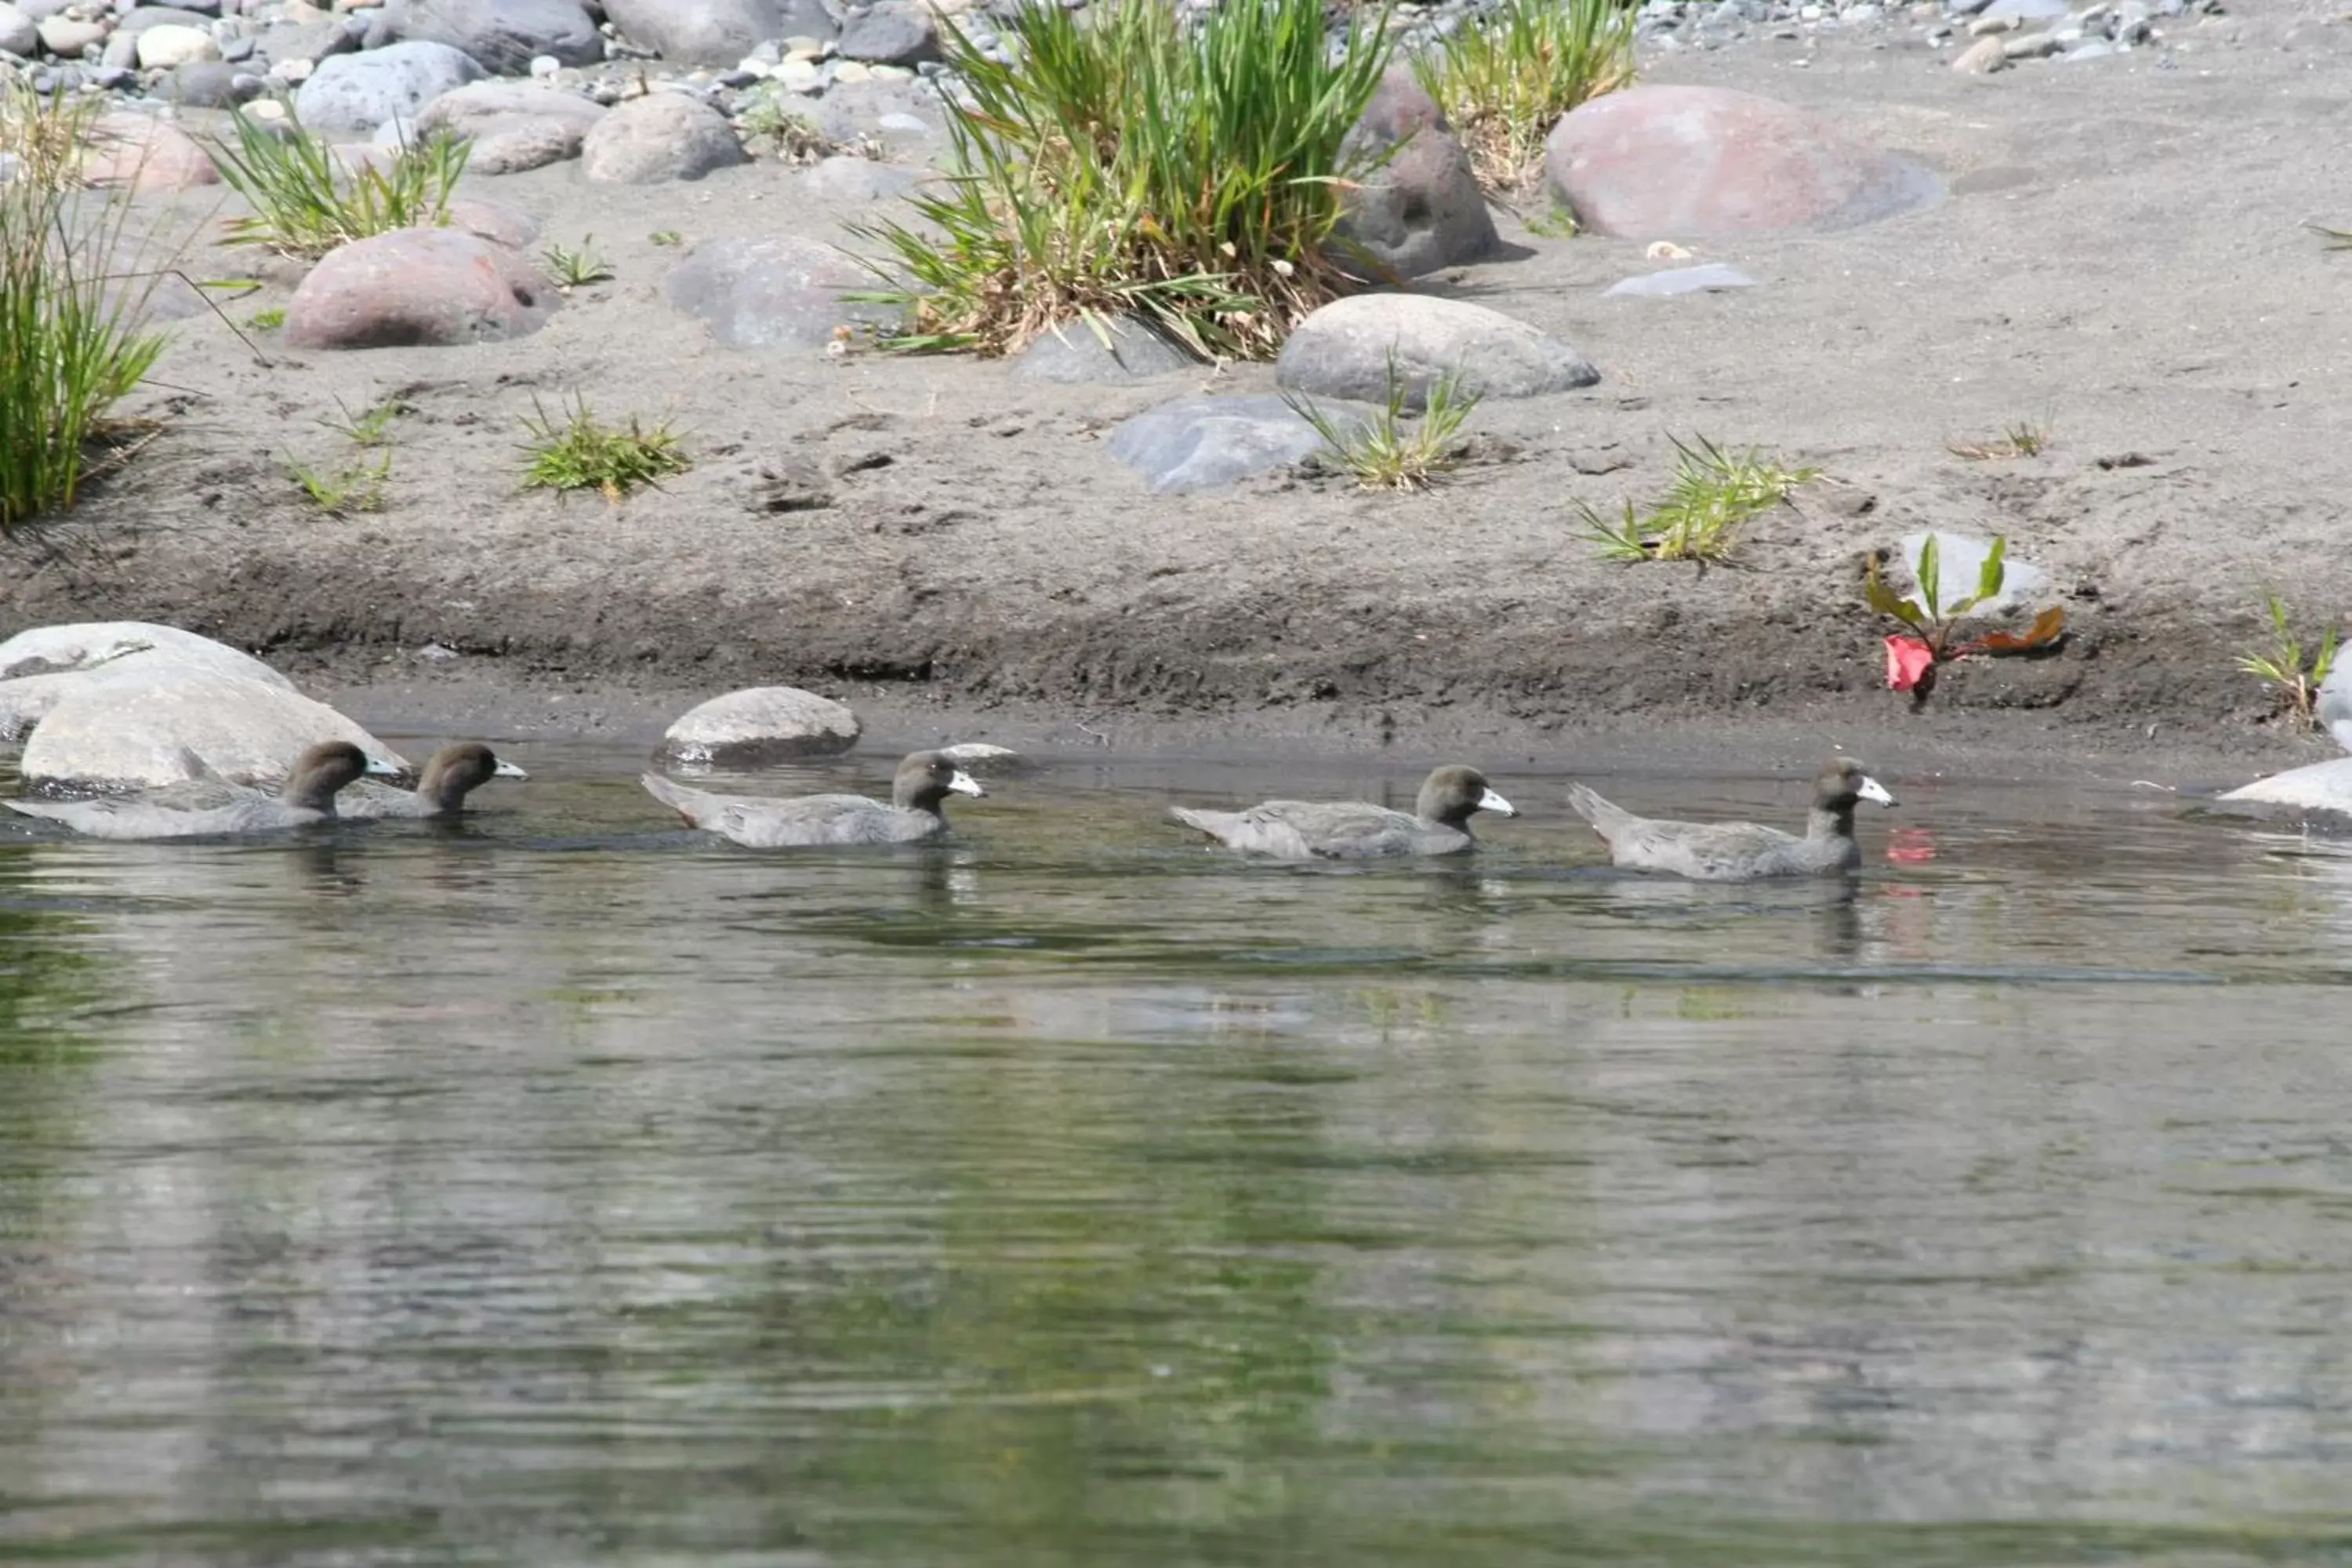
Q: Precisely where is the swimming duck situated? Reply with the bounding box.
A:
[641,749,986,847]
[2,740,397,840]
[341,742,528,819]
[1171,764,1517,859]
[1567,758,1896,881]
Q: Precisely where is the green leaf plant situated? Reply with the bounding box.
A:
[1865,533,2065,701]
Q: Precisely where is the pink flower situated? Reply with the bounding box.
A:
[1884,635,1935,692]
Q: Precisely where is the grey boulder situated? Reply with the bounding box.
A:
[1336,69,1495,280]
[602,0,838,66]
[1605,263,1762,297]
[294,40,485,136]
[285,227,557,350]
[18,670,405,793]
[836,2,938,65]
[1107,394,1379,495]
[798,154,922,201]
[659,686,862,767]
[662,234,898,348]
[0,5,36,58]
[1276,293,1599,410]
[2318,659,2352,755]
[0,622,292,743]
[580,93,748,183]
[385,0,603,73]
[1012,315,1196,384]
[416,80,607,175]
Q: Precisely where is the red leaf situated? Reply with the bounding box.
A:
[1884,635,1935,691]
[1972,605,2067,655]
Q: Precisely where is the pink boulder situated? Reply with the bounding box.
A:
[1544,85,1939,239]
[285,227,557,350]
[78,112,220,194]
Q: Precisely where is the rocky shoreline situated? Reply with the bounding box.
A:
[6,0,2350,786]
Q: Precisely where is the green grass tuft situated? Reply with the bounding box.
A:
[851,0,1394,361]
[2238,590,2339,729]
[247,306,287,330]
[1581,434,1820,564]
[1285,357,1483,490]
[205,107,469,260]
[1,85,173,533]
[1948,417,2052,461]
[649,229,684,247]
[542,236,615,290]
[286,451,391,516]
[519,397,691,501]
[1413,0,1635,194]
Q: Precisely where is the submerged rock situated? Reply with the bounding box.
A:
[1276,294,1599,410]
[1544,84,1941,238]
[19,669,405,793]
[659,686,862,766]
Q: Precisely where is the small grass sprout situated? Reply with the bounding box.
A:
[1948,417,2052,461]
[286,451,391,516]
[650,230,684,247]
[736,85,880,163]
[519,396,690,501]
[206,107,469,260]
[1284,357,1483,491]
[542,236,615,290]
[1413,0,1636,193]
[248,306,287,330]
[2237,590,2339,730]
[1525,203,1581,239]
[321,397,402,448]
[1581,434,1820,564]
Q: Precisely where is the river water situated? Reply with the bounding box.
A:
[4,741,2350,1565]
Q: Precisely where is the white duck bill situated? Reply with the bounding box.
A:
[1477,787,1518,817]
[364,757,405,777]
[947,771,986,797]
[494,760,529,779]
[1857,775,1897,807]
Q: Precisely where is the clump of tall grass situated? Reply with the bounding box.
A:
[1,85,172,533]
[520,397,690,502]
[1286,358,1483,490]
[205,107,469,260]
[1413,0,1636,193]
[853,0,1394,360]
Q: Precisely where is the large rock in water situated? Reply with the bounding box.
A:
[295,40,486,136]
[385,0,604,72]
[19,670,405,793]
[2318,662,2352,756]
[1105,394,1380,495]
[602,0,838,65]
[1336,69,1496,280]
[416,81,608,176]
[663,234,898,348]
[659,687,862,766]
[1276,294,1599,410]
[0,622,292,743]
[1544,85,1940,239]
[580,93,749,183]
[2219,757,2352,821]
[285,228,557,350]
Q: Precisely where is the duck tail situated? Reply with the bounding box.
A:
[1566,782,1634,842]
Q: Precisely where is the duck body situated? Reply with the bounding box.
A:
[2,741,393,841]
[642,750,986,848]
[1173,765,1516,861]
[341,742,528,820]
[1567,760,1896,882]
